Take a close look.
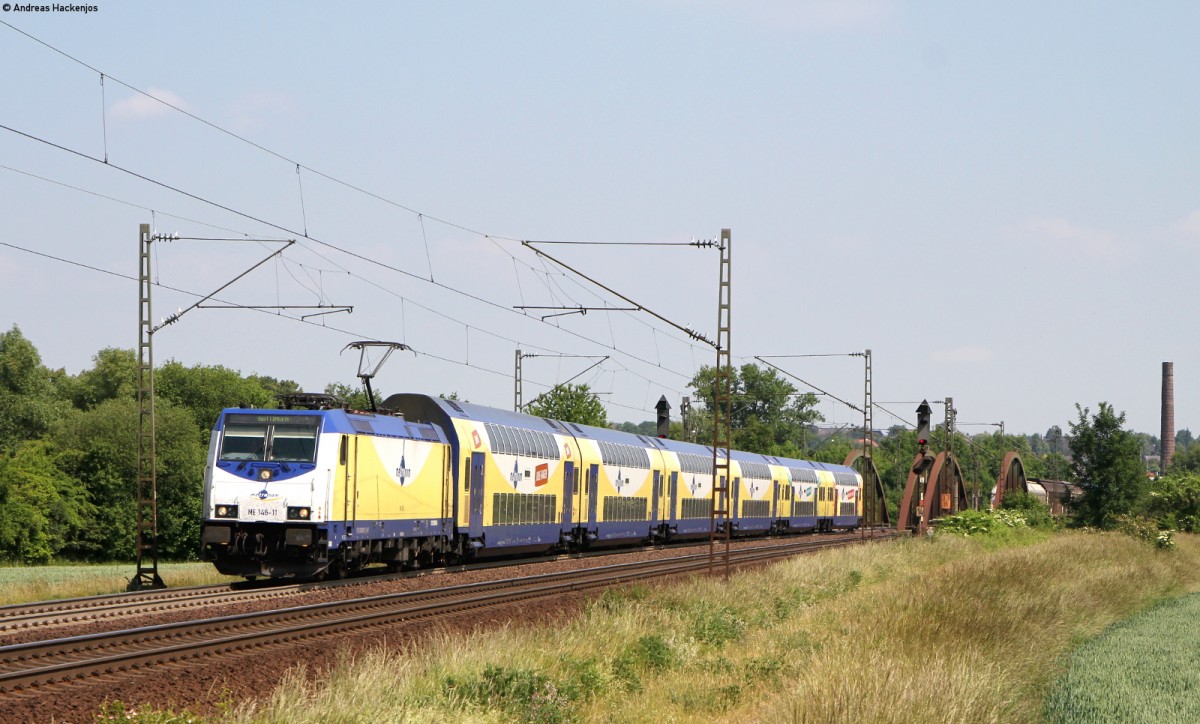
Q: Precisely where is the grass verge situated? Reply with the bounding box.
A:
[0,562,237,605]
[1045,591,1200,723]
[135,532,1200,722]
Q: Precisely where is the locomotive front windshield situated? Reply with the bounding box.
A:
[219,414,320,463]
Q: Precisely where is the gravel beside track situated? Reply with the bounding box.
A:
[0,532,892,722]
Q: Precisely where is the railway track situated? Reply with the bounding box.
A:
[0,530,894,636]
[0,551,617,634]
[0,532,892,695]
[0,583,290,634]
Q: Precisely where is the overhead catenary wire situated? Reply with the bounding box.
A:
[98,73,107,163]
[0,124,695,396]
[754,357,862,414]
[0,25,719,372]
[0,237,676,414]
[0,25,716,408]
[0,20,513,243]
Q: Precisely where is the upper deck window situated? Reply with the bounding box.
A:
[220,414,320,463]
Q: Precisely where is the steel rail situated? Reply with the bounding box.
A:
[1,529,897,634]
[0,584,294,633]
[0,535,825,633]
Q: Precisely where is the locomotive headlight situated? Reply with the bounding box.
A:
[287,506,311,520]
[216,506,226,517]
[258,469,272,481]
[215,505,238,519]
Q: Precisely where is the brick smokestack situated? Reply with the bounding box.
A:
[1162,362,1175,470]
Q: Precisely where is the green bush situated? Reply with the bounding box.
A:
[1145,473,1200,533]
[444,664,577,723]
[691,606,747,647]
[1000,491,1055,529]
[933,509,998,537]
[1113,515,1175,550]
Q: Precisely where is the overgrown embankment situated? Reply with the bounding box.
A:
[218,531,1200,723]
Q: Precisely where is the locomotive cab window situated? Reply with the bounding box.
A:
[220,414,320,463]
[271,424,319,462]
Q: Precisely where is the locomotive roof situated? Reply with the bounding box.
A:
[215,407,447,444]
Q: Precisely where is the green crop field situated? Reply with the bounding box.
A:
[1046,592,1200,723]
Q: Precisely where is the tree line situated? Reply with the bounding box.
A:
[1,322,1193,565]
[0,326,357,564]
[614,362,1200,533]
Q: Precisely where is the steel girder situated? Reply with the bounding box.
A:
[897,452,969,534]
[843,449,891,527]
[991,452,1029,510]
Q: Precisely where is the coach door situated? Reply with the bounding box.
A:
[588,464,600,528]
[669,472,678,523]
[651,470,661,521]
[468,452,486,538]
[341,435,358,535]
[562,461,575,526]
[772,479,780,518]
[732,477,741,527]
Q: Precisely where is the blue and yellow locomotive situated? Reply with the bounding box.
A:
[200,393,863,579]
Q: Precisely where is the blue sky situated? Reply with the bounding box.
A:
[2,1,1198,437]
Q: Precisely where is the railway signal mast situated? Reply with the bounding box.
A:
[131,223,340,590]
[911,400,934,532]
[521,230,733,577]
[710,229,733,579]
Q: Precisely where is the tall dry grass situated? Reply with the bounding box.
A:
[226,531,1200,723]
[751,532,1200,723]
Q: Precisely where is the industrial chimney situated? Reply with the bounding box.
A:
[1162,362,1175,470]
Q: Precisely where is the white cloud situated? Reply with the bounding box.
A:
[1024,217,1123,260]
[1171,209,1200,237]
[931,345,992,364]
[110,88,189,120]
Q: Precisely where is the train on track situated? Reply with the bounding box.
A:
[200,393,863,579]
